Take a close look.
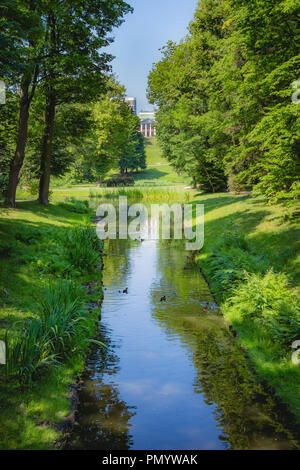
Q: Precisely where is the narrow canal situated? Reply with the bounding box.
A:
[70,236,299,450]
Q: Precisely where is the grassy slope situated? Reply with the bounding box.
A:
[192,192,300,420]
[0,202,102,449]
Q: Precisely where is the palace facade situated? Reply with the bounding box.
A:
[138,111,156,138]
[125,97,156,138]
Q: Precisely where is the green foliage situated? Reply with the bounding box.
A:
[147,0,300,202]
[4,279,99,384]
[119,131,147,174]
[203,222,268,298]
[15,226,42,245]
[65,226,101,272]
[39,280,88,357]
[225,270,300,347]
[60,197,90,214]
[5,319,57,384]
[105,175,135,187]
[93,86,145,179]
[0,239,16,257]
[0,91,18,196]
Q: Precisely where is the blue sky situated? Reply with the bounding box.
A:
[106,0,198,112]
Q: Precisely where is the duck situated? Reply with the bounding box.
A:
[123,288,128,294]
[160,296,167,302]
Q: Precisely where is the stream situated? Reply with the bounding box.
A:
[69,235,300,450]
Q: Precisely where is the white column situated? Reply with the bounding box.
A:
[150,123,152,137]
[140,123,143,133]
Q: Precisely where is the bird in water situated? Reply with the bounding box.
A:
[123,288,128,294]
[160,296,166,302]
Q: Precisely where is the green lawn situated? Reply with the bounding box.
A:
[133,139,190,186]
[0,201,103,449]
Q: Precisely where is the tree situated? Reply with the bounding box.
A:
[147,0,300,201]
[1,0,132,206]
[2,0,43,206]
[93,89,141,179]
[37,0,133,204]
[119,130,146,174]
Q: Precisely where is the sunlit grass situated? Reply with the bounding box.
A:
[0,200,103,449]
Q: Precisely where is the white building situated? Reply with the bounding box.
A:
[138,111,156,138]
[124,97,137,114]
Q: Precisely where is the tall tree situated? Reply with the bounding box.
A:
[1,0,43,207]
[148,0,300,200]
[1,0,132,206]
[37,0,133,205]
[93,89,140,179]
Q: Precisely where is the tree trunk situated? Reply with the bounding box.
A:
[5,80,31,207]
[5,0,38,208]
[38,89,55,205]
[38,11,56,206]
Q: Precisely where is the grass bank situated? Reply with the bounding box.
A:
[193,192,300,422]
[0,199,103,449]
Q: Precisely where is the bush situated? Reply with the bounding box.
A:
[15,227,42,245]
[60,197,89,214]
[204,223,268,298]
[225,270,300,347]
[105,175,135,187]
[0,240,16,258]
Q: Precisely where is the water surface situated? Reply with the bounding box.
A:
[70,237,299,450]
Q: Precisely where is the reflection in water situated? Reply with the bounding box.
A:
[69,235,300,450]
[70,324,136,450]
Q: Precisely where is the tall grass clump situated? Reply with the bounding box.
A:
[65,225,101,272]
[4,280,98,384]
[39,280,88,357]
[4,319,56,384]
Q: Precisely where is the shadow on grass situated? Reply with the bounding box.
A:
[133,168,170,181]
[202,206,300,281]
[193,193,252,213]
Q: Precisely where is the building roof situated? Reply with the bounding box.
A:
[138,111,155,122]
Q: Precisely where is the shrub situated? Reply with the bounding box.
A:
[0,240,16,258]
[204,224,267,298]
[227,173,249,194]
[60,197,89,214]
[105,175,135,187]
[225,270,300,347]
[15,227,42,245]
